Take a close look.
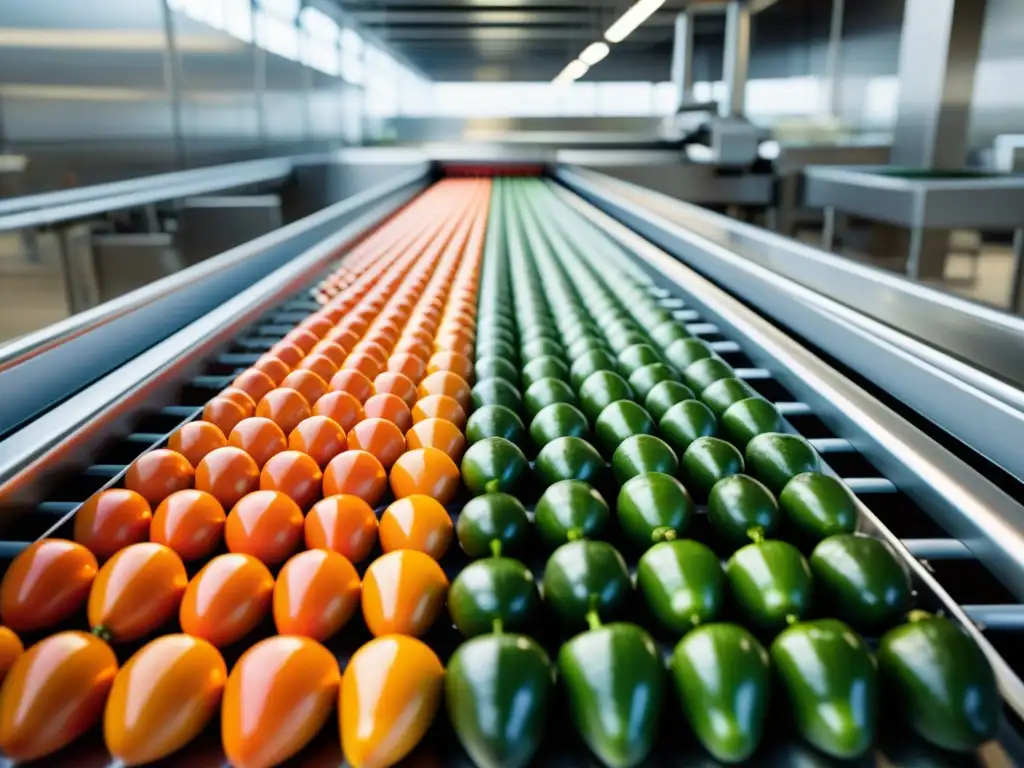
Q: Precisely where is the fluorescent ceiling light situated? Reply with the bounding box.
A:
[605,0,666,43]
[579,42,610,65]
[552,59,589,85]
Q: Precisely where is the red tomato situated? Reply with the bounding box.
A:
[202,397,250,437]
[288,415,347,469]
[329,369,375,403]
[180,553,273,648]
[0,626,24,683]
[273,550,360,641]
[313,391,364,432]
[0,539,98,632]
[252,355,290,386]
[194,446,260,509]
[345,418,406,469]
[228,416,287,469]
[373,371,418,407]
[281,369,329,407]
[322,451,387,507]
[225,490,303,565]
[363,393,413,433]
[150,489,226,562]
[74,488,152,560]
[256,388,312,434]
[270,342,304,368]
[125,449,195,507]
[259,450,323,510]
[231,369,277,403]
[312,341,347,367]
[297,353,340,384]
[168,421,228,467]
[284,328,320,353]
[305,495,378,563]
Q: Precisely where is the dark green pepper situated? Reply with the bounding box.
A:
[810,534,911,627]
[665,338,714,372]
[594,400,655,456]
[616,472,693,548]
[523,377,577,419]
[700,378,760,417]
[542,540,630,627]
[472,377,523,413]
[683,357,735,394]
[659,399,718,456]
[559,621,665,768]
[617,343,662,375]
[457,493,530,558]
[570,349,618,389]
[534,436,605,487]
[529,402,589,447]
[628,363,679,401]
[706,474,780,547]
[521,355,570,388]
[650,320,690,349]
[779,472,858,539]
[476,340,518,364]
[879,612,999,752]
[643,380,695,422]
[521,337,563,360]
[726,538,812,630]
[612,434,679,484]
[578,370,634,422]
[745,433,821,495]
[465,405,526,446]
[461,437,529,495]
[771,619,878,759]
[720,397,783,450]
[637,540,723,632]
[670,623,770,763]
[534,479,610,548]
[447,634,552,768]
[681,436,744,500]
[475,356,519,386]
[449,557,540,637]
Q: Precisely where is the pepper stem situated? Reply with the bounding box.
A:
[746,526,766,544]
[489,539,503,559]
[492,618,504,635]
[784,614,798,627]
[906,609,934,624]
[690,614,702,628]
[566,528,583,542]
[484,480,502,494]
[92,626,113,643]
[585,609,603,632]
[653,527,677,543]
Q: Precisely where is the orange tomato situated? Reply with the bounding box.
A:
[225,490,303,565]
[389,447,461,505]
[417,371,471,409]
[361,549,448,638]
[88,543,188,643]
[373,371,418,407]
[427,351,473,382]
[393,340,432,366]
[344,352,383,380]
[363,393,413,433]
[168,421,228,467]
[305,495,378,563]
[229,416,288,468]
[313,390,364,432]
[411,393,467,430]
[285,328,320,353]
[404,417,467,463]
[312,340,347,367]
[257,387,312,434]
[104,634,226,766]
[323,451,387,506]
[232,369,277,403]
[281,369,329,407]
[180,553,273,648]
[202,396,250,437]
[194,446,260,509]
[0,626,23,683]
[330,369,375,403]
[218,386,259,414]
[300,315,334,339]
[259,450,323,510]
[325,327,360,354]
[221,636,340,768]
[252,355,290,386]
[74,488,152,559]
[297,353,340,384]
[150,489,226,561]
[340,635,443,768]
[0,631,117,762]
[270,341,305,368]
[288,415,347,469]
[273,550,360,641]
[379,495,453,560]
[0,539,98,632]
[125,448,195,507]
[346,418,406,469]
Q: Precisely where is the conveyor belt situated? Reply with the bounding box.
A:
[1,174,1023,765]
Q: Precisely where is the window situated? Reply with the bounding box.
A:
[596,83,653,116]
[255,0,300,60]
[167,0,252,42]
[300,5,340,75]
[365,46,400,117]
[340,27,364,85]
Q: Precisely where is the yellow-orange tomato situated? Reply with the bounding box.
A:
[180,553,273,648]
[344,352,383,380]
[373,371,418,407]
[202,396,251,438]
[0,539,98,632]
[323,450,388,507]
[411,393,467,431]
[104,634,226,766]
[361,550,448,638]
[256,388,312,435]
[228,416,288,469]
[218,386,259,414]
[305,495,378,563]
[125,449,195,507]
[225,490,303,565]
[313,390,364,432]
[427,350,474,382]
[325,327,360,354]
[232,368,278,403]
[417,371,472,410]
[194,446,260,509]
[300,315,334,339]
[150,489,226,562]
[355,340,389,367]
[221,636,340,768]
[312,340,347,367]
[259,450,323,510]
[74,488,152,560]
[288,415,347,469]
[297,354,340,384]
[168,421,228,467]
[0,626,23,683]
[405,417,467,463]
[389,448,461,505]
[88,543,188,643]
[285,327,321,353]
[281,369,329,407]
[363,393,413,433]
[273,550,360,642]
[379,495,453,560]
[270,341,305,368]
[346,418,406,469]
[340,635,443,768]
[252,355,290,386]
[0,631,117,762]
[330,369,375,403]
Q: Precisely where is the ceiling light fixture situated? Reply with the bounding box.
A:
[552,59,590,85]
[605,0,666,43]
[578,41,610,65]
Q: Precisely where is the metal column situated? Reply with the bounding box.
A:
[821,0,845,117]
[721,1,751,118]
[670,11,695,111]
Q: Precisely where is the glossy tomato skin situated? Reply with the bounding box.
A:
[228,417,287,469]
[346,418,406,468]
[73,488,152,560]
[202,397,250,438]
[88,543,188,642]
[0,539,98,632]
[405,417,467,462]
[313,391,364,432]
[256,388,312,435]
[259,450,323,510]
[104,634,227,766]
[180,553,273,648]
[341,635,444,768]
[305,495,378,563]
[168,421,228,467]
[125,449,195,507]
[288,415,347,469]
[0,631,118,762]
[363,393,413,433]
[273,550,360,641]
[379,495,453,560]
[150,489,226,562]
[195,446,260,509]
[362,549,449,638]
[222,636,341,768]
[330,369,375,403]
[323,450,387,506]
[373,372,417,406]
[281,370,329,407]
[232,368,278,402]
[0,626,23,682]
[389,447,461,505]
[225,490,304,565]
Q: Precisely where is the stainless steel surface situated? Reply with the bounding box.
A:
[721,1,750,119]
[176,194,283,266]
[550,178,1024,729]
[669,11,694,111]
[0,166,429,437]
[821,0,844,117]
[963,605,1024,631]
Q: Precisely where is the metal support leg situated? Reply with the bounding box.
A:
[59,224,101,313]
[823,206,837,251]
[1010,228,1024,313]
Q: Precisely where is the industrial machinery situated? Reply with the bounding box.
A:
[1,158,1024,765]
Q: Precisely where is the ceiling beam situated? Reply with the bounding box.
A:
[351,9,679,26]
